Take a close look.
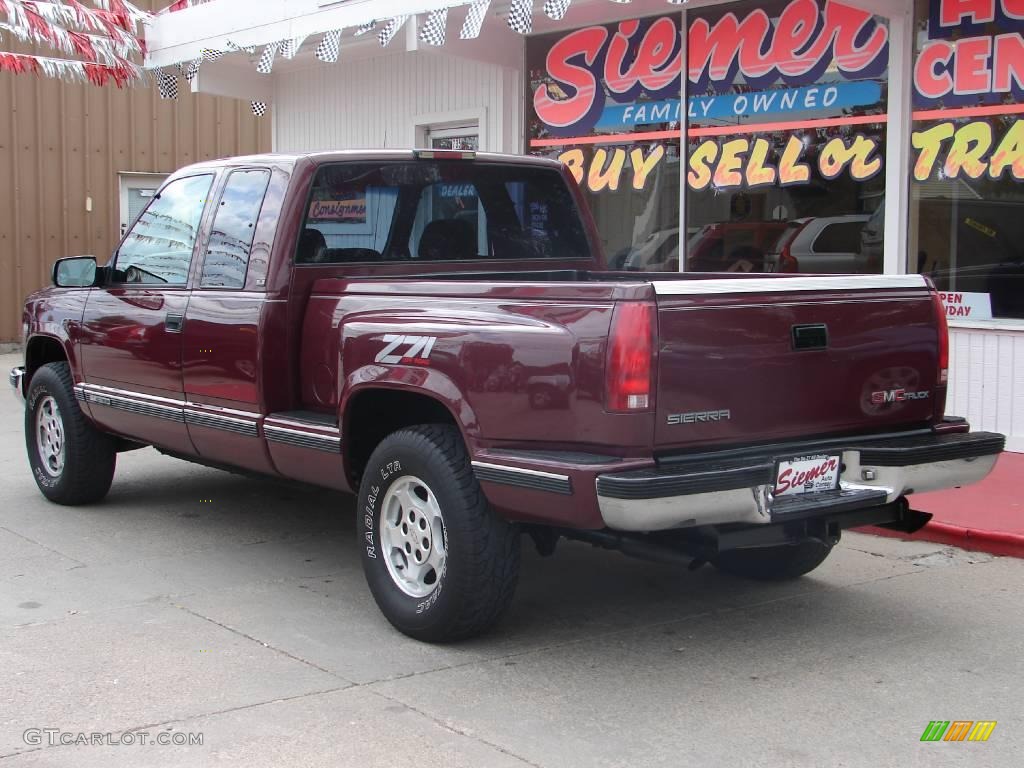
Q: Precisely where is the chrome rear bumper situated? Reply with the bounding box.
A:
[596,431,1005,532]
[9,366,25,403]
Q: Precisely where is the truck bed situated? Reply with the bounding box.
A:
[308,270,943,455]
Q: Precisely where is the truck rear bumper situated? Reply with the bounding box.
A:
[596,431,1005,532]
[9,366,25,403]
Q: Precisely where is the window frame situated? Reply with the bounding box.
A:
[197,166,272,291]
[294,161,596,267]
[110,171,216,289]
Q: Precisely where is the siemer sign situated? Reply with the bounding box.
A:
[527,0,1024,193]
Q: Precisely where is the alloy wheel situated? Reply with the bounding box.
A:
[379,475,448,598]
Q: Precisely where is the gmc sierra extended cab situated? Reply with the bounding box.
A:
[11,150,1004,642]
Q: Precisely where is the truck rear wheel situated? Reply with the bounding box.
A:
[358,425,520,642]
[24,362,116,505]
[713,539,833,581]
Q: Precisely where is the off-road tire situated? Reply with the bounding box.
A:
[358,425,520,642]
[713,539,833,581]
[25,362,116,505]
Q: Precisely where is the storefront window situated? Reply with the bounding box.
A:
[685,0,889,274]
[526,15,682,270]
[909,0,1024,319]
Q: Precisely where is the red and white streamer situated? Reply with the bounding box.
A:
[0,49,137,86]
[0,0,146,86]
[0,18,139,64]
[1,0,144,49]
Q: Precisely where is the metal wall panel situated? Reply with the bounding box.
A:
[0,0,271,341]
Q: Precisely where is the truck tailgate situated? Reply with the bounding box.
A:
[652,275,943,451]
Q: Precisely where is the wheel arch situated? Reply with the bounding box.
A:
[25,335,70,384]
[342,384,469,490]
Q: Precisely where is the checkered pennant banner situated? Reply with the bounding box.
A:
[184,57,201,83]
[378,16,408,46]
[354,20,377,36]
[460,0,489,40]
[157,69,178,99]
[507,0,533,34]
[280,35,307,60]
[225,40,257,54]
[543,0,572,20]
[251,101,267,117]
[315,29,342,62]
[418,8,447,46]
[256,41,280,74]
[201,48,224,61]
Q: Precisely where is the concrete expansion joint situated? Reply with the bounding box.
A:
[365,688,544,768]
[0,685,353,760]
[173,604,354,684]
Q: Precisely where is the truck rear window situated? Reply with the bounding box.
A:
[296,161,590,264]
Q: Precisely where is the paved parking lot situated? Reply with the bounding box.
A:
[1,353,1021,767]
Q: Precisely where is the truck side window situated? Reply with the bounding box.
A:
[200,169,271,289]
[114,174,214,285]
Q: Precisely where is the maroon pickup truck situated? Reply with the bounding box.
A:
[11,150,1004,642]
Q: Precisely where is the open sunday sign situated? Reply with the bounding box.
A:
[939,292,993,320]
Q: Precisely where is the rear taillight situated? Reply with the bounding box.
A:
[931,289,949,384]
[606,302,655,412]
[779,241,799,273]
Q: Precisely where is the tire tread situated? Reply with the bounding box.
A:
[26,362,115,505]
[362,424,520,642]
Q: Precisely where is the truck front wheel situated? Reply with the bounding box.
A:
[358,425,520,642]
[713,539,833,581]
[25,362,116,505]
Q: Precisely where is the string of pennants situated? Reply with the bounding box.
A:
[155,0,690,116]
[0,0,147,87]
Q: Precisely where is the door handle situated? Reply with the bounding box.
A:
[792,324,828,351]
[165,312,185,333]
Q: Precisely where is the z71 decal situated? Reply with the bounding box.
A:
[375,334,438,365]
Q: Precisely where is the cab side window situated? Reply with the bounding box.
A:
[201,169,271,289]
[115,174,214,285]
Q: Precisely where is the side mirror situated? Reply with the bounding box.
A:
[53,256,98,288]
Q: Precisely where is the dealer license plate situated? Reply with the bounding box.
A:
[774,454,841,497]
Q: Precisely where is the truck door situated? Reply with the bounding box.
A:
[181,168,275,474]
[77,172,215,454]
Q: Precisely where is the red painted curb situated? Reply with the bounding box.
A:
[859,522,1024,559]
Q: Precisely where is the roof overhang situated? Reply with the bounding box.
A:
[146,0,482,70]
